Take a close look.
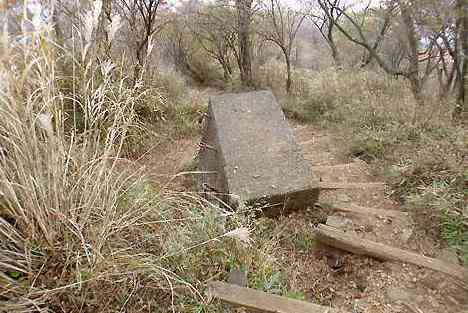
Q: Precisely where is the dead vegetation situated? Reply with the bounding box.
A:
[0,6,254,312]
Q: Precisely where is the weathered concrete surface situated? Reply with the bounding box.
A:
[199,90,319,215]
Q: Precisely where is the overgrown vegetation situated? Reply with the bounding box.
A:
[281,67,466,264]
[1,0,467,311]
[0,8,260,312]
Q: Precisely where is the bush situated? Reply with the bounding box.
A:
[253,59,287,96]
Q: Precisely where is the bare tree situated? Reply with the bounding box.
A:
[166,20,208,83]
[325,0,440,107]
[235,0,254,86]
[191,5,237,81]
[398,0,425,106]
[305,0,345,65]
[359,4,394,68]
[117,0,170,77]
[259,0,306,93]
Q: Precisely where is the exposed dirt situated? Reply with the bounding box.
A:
[280,125,467,313]
[141,113,467,312]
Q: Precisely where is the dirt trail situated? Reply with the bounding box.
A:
[141,114,467,313]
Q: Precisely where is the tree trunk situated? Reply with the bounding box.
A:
[226,57,233,75]
[329,42,341,66]
[134,37,149,83]
[409,78,424,107]
[51,4,64,46]
[96,0,112,60]
[236,0,253,87]
[327,28,340,66]
[220,58,232,81]
[399,1,424,107]
[285,53,292,94]
[454,0,467,120]
[437,67,448,100]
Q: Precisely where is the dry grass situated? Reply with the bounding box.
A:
[0,8,258,312]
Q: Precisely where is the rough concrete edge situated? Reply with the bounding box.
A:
[207,96,232,204]
[207,91,321,213]
[246,187,321,217]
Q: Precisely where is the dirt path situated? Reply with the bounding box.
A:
[141,113,467,312]
[287,124,467,313]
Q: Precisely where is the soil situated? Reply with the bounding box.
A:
[139,98,468,313]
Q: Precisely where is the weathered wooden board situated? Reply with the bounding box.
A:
[207,281,349,313]
[318,182,386,190]
[314,224,468,284]
[310,162,365,171]
[329,202,409,219]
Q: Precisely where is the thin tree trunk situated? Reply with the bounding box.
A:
[226,57,233,75]
[97,0,112,60]
[330,42,340,66]
[454,0,467,119]
[399,0,424,107]
[220,59,232,81]
[52,4,64,46]
[327,26,340,66]
[285,53,292,93]
[236,0,253,86]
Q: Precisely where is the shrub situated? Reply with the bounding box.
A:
[253,59,287,96]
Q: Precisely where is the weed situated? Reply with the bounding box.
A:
[255,270,284,294]
[284,290,307,300]
[440,209,466,248]
[290,232,316,252]
[349,135,386,161]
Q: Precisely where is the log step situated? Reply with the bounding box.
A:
[314,224,468,284]
[207,281,349,313]
[311,163,363,172]
[303,152,335,162]
[318,182,386,190]
[329,202,409,219]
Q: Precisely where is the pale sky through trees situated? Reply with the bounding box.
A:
[20,0,382,31]
[284,0,382,10]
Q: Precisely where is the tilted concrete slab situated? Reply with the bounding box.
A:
[199,90,319,215]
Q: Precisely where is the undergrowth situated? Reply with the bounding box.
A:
[285,68,467,264]
[0,7,268,312]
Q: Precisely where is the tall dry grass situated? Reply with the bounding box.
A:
[0,4,255,312]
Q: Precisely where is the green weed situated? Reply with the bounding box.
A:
[290,232,316,252]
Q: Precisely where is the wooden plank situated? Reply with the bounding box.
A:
[207,281,349,313]
[318,182,386,190]
[314,224,468,284]
[311,163,362,172]
[330,203,409,219]
[303,152,333,162]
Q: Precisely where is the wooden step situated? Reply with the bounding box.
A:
[297,136,327,146]
[311,163,362,172]
[303,152,334,162]
[329,202,409,219]
[318,182,386,190]
[207,281,349,313]
[314,224,468,285]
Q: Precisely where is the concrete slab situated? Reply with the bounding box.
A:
[199,90,319,215]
